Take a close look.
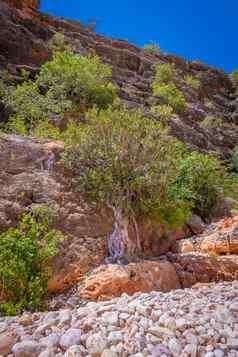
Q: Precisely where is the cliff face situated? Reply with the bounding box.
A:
[0,0,238,157]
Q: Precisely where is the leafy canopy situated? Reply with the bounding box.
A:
[37,51,117,111]
[0,206,63,316]
[2,52,116,134]
[62,107,192,227]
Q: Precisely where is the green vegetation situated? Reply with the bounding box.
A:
[0,206,63,316]
[231,70,238,87]
[175,152,230,219]
[231,146,238,172]
[200,115,223,130]
[2,52,116,134]
[150,104,173,121]
[184,75,201,90]
[144,43,161,55]
[48,32,73,53]
[152,64,187,112]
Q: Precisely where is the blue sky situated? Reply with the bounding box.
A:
[40,0,237,73]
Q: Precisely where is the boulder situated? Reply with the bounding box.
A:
[79,260,181,301]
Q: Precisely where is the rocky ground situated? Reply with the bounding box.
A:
[0,282,238,357]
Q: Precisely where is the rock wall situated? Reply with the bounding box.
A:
[0,0,238,157]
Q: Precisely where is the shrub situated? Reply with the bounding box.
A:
[37,51,117,111]
[175,152,228,219]
[144,43,161,55]
[231,70,238,87]
[0,206,63,316]
[200,116,223,130]
[231,146,238,172]
[62,107,192,261]
[153,82,187,112]
[32,119,62,140]
[150,104,173,121]
[153,64,173,85]
[152,64,187,112]
[184,75,201,90]
[48,32,73,53]
[3,52,117,135]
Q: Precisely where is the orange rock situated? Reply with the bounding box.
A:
[79,260,181,301]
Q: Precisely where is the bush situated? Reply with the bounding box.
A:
[200,116,223,130]
[153,82,187,112]
[231,70,238,87]
[150,104,173,121]
[152,64,187,113]
[37,51,117,111]
[48,32,73,53]
[175,152,228,219]
[0,206,63,316]
[231,146,238,172]
[184,75,201,90]
[144,43,161,55]
[153,64,173,85]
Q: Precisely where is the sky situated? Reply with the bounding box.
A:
[40,0,237,74]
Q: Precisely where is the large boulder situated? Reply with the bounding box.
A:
[79,260,181,301]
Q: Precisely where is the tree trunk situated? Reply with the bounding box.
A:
[108,206,141,263]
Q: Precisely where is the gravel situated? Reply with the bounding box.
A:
[1,281,238,356]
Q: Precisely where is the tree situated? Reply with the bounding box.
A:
[62,107,191,263]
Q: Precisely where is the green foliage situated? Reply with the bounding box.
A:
[231,70,238,87]
[37,51,117,111]
[231,146,238,172]
[3,81,69,134]
[200,115,223,130]
[0,206,63,316]
[175,152,228,218]
[32,119,62,140]
[2,52,116,135]
[48,32,73,53]
[152,64,187,112]
[184,75,201,90]
[153,82,187,112]
[150,104,173,121]
[153,64,173,85]
[144,43,161,55]
[62,107,192,228]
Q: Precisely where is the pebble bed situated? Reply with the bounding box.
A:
[0,282,238,356]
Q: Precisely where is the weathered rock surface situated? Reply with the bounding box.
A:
[173,215,238,255]
[1,282,238,356]
[79,261,181,301]
[1,0,238,157]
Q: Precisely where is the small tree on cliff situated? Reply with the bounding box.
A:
[62,107,191,262]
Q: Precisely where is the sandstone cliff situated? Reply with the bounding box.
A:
[0,0,238,158]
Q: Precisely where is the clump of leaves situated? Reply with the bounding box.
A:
[0,206,64,316]
[2,51,117,135]
[152,64,187,112]
[231,146,238,172]
[37,51,117,112]
[184,75,201,90]
[230,70,238,88]
[150,104,173,122]
[175,152,229,219]
[62,107,192,228]
[144,43,161,55]
[48,32,73,53]
[200,115,223,130]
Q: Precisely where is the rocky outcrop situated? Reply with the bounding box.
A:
[173,215,238,255]
[0,0,238,157]
[79,261,181,301]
